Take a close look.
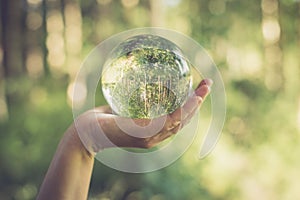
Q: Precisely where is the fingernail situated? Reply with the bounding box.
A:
[197,78,213,89]
[205,79,213,88]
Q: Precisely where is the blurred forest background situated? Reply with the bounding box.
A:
[1,0,300,199]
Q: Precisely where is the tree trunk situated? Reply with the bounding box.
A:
[42,0,50,76]
[1,0,27,115]
[1,0,25,77]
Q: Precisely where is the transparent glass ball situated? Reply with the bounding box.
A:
[101,34,192,119]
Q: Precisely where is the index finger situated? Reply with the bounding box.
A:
[195,78,213,98]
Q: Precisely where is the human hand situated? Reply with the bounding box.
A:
[74,79,212,156]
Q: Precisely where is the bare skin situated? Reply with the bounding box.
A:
[36,79,212,200]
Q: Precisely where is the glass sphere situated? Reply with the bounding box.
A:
[101,34,192,119]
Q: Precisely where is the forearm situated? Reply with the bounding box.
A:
[37,125,94,200]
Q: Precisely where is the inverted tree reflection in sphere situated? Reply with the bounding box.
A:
[101,34,192,119]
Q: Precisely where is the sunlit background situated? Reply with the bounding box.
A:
[1,0,300,199]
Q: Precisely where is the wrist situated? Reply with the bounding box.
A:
[63,124,95,160]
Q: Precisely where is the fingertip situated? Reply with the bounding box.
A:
[204,78,213,88]
[197,78,213,89]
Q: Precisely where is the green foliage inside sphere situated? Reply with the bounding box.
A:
[102,34,192,119]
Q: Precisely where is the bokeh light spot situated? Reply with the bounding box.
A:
[262,19,281,44]
[30,87,48,106]
[97,0,112,5]
[121,0,139,8]
[27,0,42,6]
[164,0,181,7]
[46,11,64,33]
[261,0,278,14]
[265,71,282,91]
[26,12,42,31]
[26,48,44,78]
[67,81,87,107]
